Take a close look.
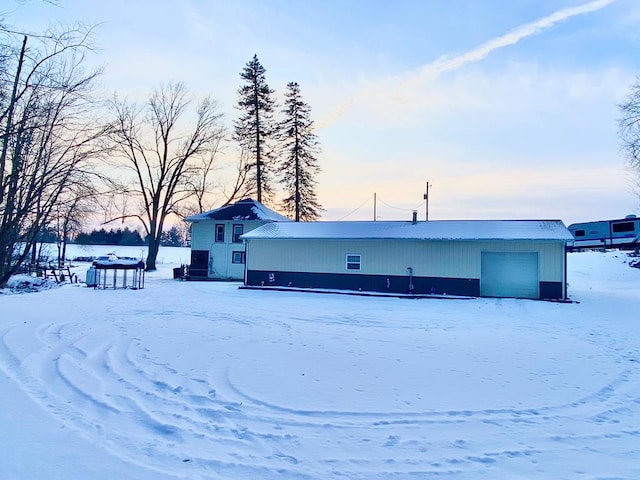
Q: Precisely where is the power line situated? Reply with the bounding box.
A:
[377,196,424,212]
[335,194,374,221]
[329,192,428,221]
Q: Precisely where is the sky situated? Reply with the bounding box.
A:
[4,0,640,224]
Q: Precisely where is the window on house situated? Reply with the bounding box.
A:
[346,254,361,270]
[233,224,244,243]
[232,251,246,264]
[574,229,585,237]
[215,224,225,242]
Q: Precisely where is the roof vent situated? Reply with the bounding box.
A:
[412,210,417,224]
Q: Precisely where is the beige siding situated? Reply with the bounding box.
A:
[190,220,267,279]
[190,223,211,250]
[192,220,267,249]
[245,238,565,282]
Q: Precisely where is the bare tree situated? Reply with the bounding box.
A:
[221,146,257,204]
[188,134,224,213]
[175,122,228,217]
[0,25,106,287]
[619,77,640,195]
[107,82,225,271]
[174,144,261,224]
[50,178,96,266]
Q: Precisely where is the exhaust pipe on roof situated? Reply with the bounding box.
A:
[412,211,417,224]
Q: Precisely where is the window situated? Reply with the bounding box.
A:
[346,254,361,270]
[215,224,225,242]
[574,229,585,237]
[232,251,245,264]
[612,221,635,233]
[232,224,243,243]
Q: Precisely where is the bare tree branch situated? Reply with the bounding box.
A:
[0,24,106,286]
[106,82,226,271]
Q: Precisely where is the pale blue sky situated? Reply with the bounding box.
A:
[5,0,640,224]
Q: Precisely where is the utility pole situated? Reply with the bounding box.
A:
[373,192,377,221]
[423,181,430,221]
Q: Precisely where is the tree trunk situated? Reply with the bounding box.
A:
[61,239,68,268]
[31,243,37,269]
[0,36,27,204]
[146,236,160,271]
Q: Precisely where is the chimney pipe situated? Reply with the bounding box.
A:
[412,210,417,224]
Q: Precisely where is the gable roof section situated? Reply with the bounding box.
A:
[185,198,291,222]
[241,220,573,241]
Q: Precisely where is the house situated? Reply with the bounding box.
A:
[240,219,573,300]
[184,198,290,280]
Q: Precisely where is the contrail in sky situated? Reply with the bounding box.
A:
[415,0,617,80]
[316,0,618,129]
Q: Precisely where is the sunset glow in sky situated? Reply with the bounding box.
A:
[6,0,640,224]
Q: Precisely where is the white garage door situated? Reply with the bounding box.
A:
[480,251,539,299]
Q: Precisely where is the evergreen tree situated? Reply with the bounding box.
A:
[160,226,183,247]
[277,82,322,221]
[75,227,144,246]
[119,227,145,246]
[234,55,278,203]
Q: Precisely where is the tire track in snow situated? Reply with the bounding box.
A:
[3,289,640,479]
[2,320,305,478]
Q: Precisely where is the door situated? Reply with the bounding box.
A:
[480,251,539,299]
[190,250,209,278]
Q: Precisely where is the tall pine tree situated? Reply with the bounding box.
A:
[278,82,322,221]
[234,55,277,203]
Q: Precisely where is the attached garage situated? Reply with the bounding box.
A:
[241,220,573,300]
[480,251,539,299]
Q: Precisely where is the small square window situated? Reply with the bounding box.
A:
[232,251,245,264]
[574,229,585,237]
[346,254,361,270]
[233,224,243,243]
[215,224,225,242]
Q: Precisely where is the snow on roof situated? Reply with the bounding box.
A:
[92,259,145,269]
[184,198,291,222]
[241,220,574,241]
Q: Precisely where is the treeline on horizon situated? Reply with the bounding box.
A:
[75,228,145,246]
[37,227,187,247]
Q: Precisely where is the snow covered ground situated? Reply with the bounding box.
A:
[1,246,639,479]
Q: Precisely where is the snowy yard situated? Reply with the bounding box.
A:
[1,247,639,479]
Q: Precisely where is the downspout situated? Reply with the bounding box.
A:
[243,239,249,285]
[208,243,215,277]
[564,242,568,301]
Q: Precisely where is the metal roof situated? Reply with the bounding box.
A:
[184,198,291,222]
[241,220,574,241]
